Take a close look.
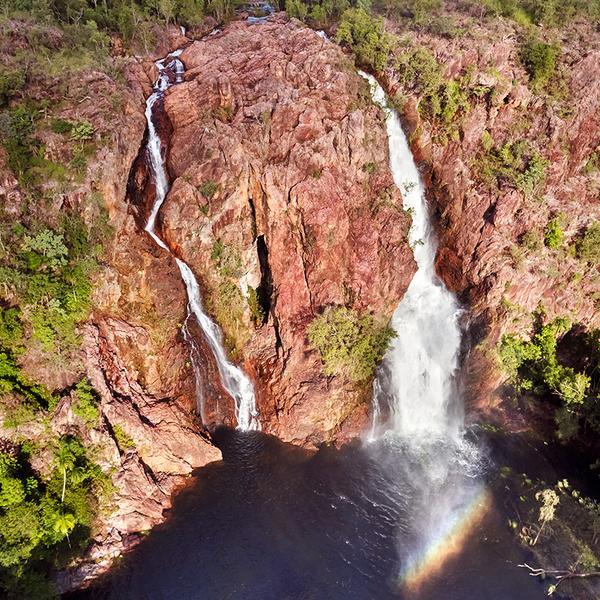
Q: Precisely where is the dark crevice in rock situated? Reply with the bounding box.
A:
[125,96,174,234]
[248,196,258,240]
[256,234,272,326]
[272,314,284,356]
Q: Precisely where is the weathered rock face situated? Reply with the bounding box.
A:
[380,16,600,417]
[148,17,415,444]
[0,33,220,590]
[57,60,222,591]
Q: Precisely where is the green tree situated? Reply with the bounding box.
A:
[578,221,600,264]
[308,306,395,381]
[521,36,558,90]
[286,0,308,20]
[336,8,396,71]
[544,216,564,249]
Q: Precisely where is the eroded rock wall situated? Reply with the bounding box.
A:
[152,17,415,444]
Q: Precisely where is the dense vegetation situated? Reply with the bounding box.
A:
[308,306,395,381]
[0,436,110,599]
[1,0,235,46]
[498,318,600,442]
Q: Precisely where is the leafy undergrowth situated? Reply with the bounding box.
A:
[0,436,112,599]
[308,306,395,382]
[497,317,600,444]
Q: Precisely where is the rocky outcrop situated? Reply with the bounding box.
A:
[55,60,222,591]
[142,17,416,445]
[380,15,600,416]
[0,34,222,591]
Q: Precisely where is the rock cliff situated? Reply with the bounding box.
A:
[378,13,600,418]
[134,17,416,444]
[1,15,416,591]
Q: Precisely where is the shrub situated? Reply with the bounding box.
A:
[286,0,309,20]
[0,68,26,107]
[578,221,600,265]
[583,151,599,175]
[72,380,100,427]
[308,306,395,381]
[544,216,564,249]
[21,230,68,269]
[70,121,94,142]
[50,119,73,134]
[112,425,135,452]
[199,180,219,200]
[477,140,547,196]
[0,104,42,186]
[395,47,471,143]
[521,37,558,91]
[0,352,55,410]
[247,287,265,325]
[0,307,24,354]
[497,318,597,440]
[520,230,542,252]
[336,8,396,72]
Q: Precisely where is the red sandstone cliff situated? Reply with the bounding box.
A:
[148,17,416,444]
[376,13,600,418]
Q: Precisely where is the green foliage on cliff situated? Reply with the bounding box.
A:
[0,209,108,360]
[394,47,479,143]
[208,240,249,354]
[308,306,395,381]
[112,425,135,452]
[336,8,397,71]
[478,0,600,28]
[247,287,265,325]
[1,0,230,35]
[477,140,547,196]
[0,436,110,598]
[199,179,219,200]
[520,36,558,91]
[498,318,600,439]
[0,353,55,411]
[578,222,600,265]
[72,380,100,428]
[543,216,565,249]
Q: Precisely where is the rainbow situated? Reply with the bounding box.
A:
[398,486,492,591]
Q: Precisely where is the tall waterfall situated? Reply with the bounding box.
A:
[361,73,463,441]
[360,72,486,585]
[142,50,260,431]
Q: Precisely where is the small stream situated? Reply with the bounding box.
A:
[142,49,260,431]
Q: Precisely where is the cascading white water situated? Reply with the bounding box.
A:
[360,72,463,442]
[360,72,486,584]
[142,50,260,431]
[176,259,260,431]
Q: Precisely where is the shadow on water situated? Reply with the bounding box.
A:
[77,428,548,600]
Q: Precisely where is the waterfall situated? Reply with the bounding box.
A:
[360,72,486,585]
[142,50,260,431]
[360,73,463,442]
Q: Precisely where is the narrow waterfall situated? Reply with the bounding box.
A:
[142,50,260,431]
[360,73,487,585]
